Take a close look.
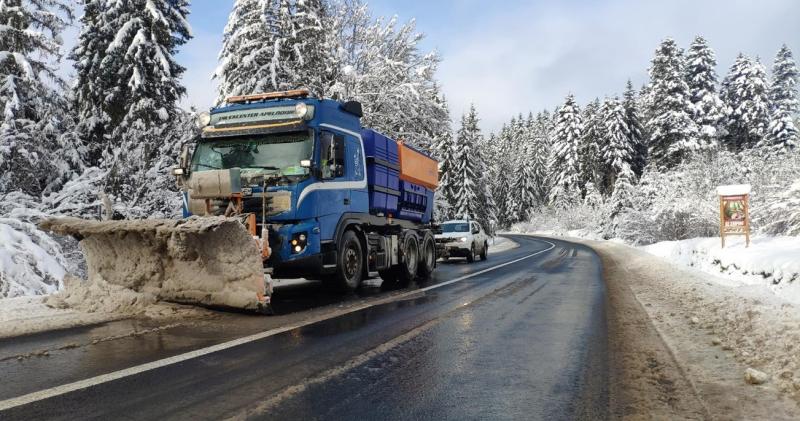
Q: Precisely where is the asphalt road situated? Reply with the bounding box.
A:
[0,235,608,420]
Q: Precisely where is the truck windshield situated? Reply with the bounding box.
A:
[192,131,313,177]
[442,223,469,233]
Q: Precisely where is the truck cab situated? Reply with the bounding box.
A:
[174,90,437,292]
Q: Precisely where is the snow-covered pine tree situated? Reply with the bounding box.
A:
[601,97,634,194]
[685,36,724,151]
[71,0,115,166]
[721,54,771,151]
[763,45,799,152]
[579,98,603,193]
[475,135,498,233]
[622,80,647,177]
[511,115,540,221]
[607,164,636,235]
[433,128,458,221]
[215,0,282,101]
[533,110,553,203]
[548,94,583,206]
[646,38,698,168]
[493,123,518,226]
[0,0,79,196]
[279,0,337,96]
[762,178,800,236]
[101,0,192,216]
[583,181,603,209]
[452,104,482,222]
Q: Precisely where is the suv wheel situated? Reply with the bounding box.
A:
[466,243,475,263]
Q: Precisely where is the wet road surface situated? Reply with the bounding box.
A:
[0,235,608,420]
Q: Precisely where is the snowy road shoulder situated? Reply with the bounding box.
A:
[0,277,212,340]
[488,236,519,254]
[643,236,800,304]
[542,235,800,419]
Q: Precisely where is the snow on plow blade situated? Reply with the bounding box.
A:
[39,216,269,312]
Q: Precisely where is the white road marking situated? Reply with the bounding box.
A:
[0,238,556,412]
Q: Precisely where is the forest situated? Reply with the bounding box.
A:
[0,0,798,298]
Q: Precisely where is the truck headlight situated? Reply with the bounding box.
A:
[197,111,211,128]
[460,237,467,242]
[295,103,311,120]
[291,232,308,254]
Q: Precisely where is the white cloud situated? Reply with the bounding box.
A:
[436,0,800,132]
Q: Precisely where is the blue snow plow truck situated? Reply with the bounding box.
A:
[172,89,439,304]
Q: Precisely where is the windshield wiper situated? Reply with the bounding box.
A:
[244,165,281,170]
[196,163,221,170]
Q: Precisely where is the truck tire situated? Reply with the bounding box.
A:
[480,241,488,261]
[417,232,436,281]
[397,232,419,286]
[467,243,475,263]
[335,230,364,292]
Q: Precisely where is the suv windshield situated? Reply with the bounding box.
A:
[192,131,313,177]
[442,223,469,233]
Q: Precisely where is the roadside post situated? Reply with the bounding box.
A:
[717,185,751,248]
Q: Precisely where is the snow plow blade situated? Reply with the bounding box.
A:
[39,216,271,313]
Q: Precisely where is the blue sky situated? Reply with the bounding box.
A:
[65,0,800,132]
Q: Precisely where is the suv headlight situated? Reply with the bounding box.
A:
[460,237,467,242]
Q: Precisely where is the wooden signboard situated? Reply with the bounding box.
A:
[717,185,751,248]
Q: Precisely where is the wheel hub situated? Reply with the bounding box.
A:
[344,248,359,278]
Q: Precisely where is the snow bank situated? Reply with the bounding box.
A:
[0,218,67,298]
[0,276,210,339]
[488,236,518,254]
[643,236,800,304]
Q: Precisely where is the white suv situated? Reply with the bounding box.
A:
[435,220,489,263]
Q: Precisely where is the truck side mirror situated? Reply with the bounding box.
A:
[179,143,191,169]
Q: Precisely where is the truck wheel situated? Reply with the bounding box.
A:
[336,230,364,292]
[467,243,475,263]
[398,233,419,286]
[480,241,488,261]
[417,232,436,281]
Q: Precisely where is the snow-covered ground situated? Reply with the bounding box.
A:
[488,236,519,254]
[0,276,210,339]
[0,218,67,298]
[587,239,800,416]
[643,236,800,305]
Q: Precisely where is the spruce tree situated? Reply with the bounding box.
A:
[215,0,282,101]
[433,128,458,221]
[622,80,647,177]
[601,97,634,193]
[533,110,553,203]
[549,94,583,206]
[685,36,724,150]
[579,98,603,192]
[607,165,636,235]
[646,38,698,168]
[452,105,482,220]
[71,0,113,165]
[721,54,771,150]
[0,0,78,195]
[101,0,192,215]
[763,45,799,152]
[511,115,540,221]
